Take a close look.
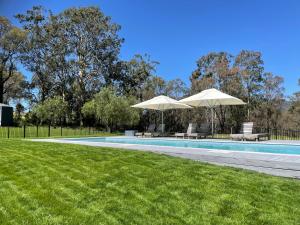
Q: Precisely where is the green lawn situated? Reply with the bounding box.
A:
[0,140,299,225]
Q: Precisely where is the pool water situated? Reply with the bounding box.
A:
[62,137,300,155]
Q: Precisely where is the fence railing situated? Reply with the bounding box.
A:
[0,126,108,139]
[1,125,299,140]
[208,127,300,140]
[254,128,300,140]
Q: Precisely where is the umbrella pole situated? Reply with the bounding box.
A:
[211,108,214,138]
[161,111,164,133]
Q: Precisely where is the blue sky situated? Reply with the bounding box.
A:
[1,0,300,95]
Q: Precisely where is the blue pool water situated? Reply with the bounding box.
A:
[62,137,300,155]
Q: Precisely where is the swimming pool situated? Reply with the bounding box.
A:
[62,137,300,155]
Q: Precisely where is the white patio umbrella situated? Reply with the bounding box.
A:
[132,95,192,133]
[179,88,246,136]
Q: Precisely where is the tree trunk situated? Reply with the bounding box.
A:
[0,70,3,103]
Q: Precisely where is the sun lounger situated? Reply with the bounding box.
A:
[144,124,165,137]
[196,123,210,138]
[230,122,270,141]
[135,132,144,137]
[188,123,211,139]
[230,122,253,141]
[243,133,269,141]
[136,124,155,137]
[175,123,197,139]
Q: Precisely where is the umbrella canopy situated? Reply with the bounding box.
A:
[132,95,192,111]
[132,95,192,133]
[179,88,245,107]
[179,88,246,136]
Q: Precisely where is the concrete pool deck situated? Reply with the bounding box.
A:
[30,137,300,179]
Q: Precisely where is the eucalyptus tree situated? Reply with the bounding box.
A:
[0,16,26,103]
[234,50,264,120]
[287,79,300,129]
[190,52,234,92]
[166,78,188,100]
[142,76,166,99]
[254,73,285,129]
[120,54,158,99]
[54,7,123,125]
[16,6,55,102]
[190,52,244,131]
[3,71,29,103]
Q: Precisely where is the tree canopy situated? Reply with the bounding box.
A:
[0,5,299,132]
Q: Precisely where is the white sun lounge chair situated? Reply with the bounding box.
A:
[175,123,210,139]
[144,124,165,137]
[230,122,269,141]
[135,124,155,137]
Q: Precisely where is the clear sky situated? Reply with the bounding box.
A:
[1,0,300,95]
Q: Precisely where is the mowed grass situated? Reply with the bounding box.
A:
[0,140,299,225]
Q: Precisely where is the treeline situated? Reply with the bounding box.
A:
[0,6,299,132]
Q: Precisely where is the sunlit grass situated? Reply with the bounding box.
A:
[0,140,299,225]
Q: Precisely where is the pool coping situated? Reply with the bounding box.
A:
[61,136,300,146]
[29,137,300,179]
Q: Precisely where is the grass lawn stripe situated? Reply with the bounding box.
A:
[0,139,299,224]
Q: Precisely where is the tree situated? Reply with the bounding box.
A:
[286,79,300,129]
[190,52,244,131]
[14,102,25,125]
[16,6,55,102]
[3,71,29,103]
[141,76,167,100]
[55,7,123,125]
[33,96,68,126]
[254,73,284,129]
[120,54,158,99]
[0,16,26,103]
[82,87,139,131]
[166,78,188,100]
[234,50,264,120]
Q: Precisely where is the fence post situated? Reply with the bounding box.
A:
[7,126,9,139]
[61,126,63,136]
[36,125,39,137]
[89,127,91,135]
[48,124,51,137]
[23,125,26,138]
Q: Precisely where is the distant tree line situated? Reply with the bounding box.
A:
[0,6,299,132]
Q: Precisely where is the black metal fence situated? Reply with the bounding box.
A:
[0,125,107,138]
[208,127,300,141]
[254,128,300,140]
[1,125,299,140]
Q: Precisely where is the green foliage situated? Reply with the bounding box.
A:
[13,102,25,125]
[33,96,67,125]
[83,87,139,130]
[0,16,27,103]
[0,139,299,224]
[0,6,297,131]
[16,6,54,102]
[81,99,96,118]
[285,80,300,129]
[121,54,158,98]
[255,73,285,129]
[189,51,284,132]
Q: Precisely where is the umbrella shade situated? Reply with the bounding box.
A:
[179,88,245,107]
[132,95,192,133]
[132,95,192,111]
[179,88,246,135]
